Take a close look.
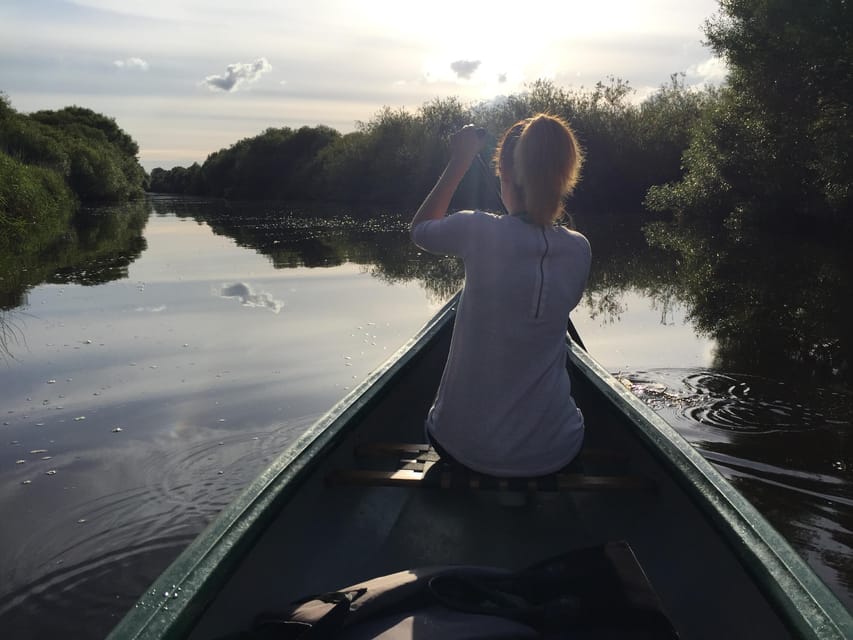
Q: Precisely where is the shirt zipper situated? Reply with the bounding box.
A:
[535,227,549,318]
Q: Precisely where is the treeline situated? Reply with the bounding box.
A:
[0,94,146,258]
[153,1,853,230]
[151,125,339,201]
[150,76,714,212]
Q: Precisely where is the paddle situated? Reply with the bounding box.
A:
[473,148,588,352]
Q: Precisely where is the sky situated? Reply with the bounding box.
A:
[0,1,726,171]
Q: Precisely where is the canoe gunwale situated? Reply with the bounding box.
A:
[105,296,459,640]
[567,342,853,640]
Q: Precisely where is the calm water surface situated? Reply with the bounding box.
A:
[0,195,850,637]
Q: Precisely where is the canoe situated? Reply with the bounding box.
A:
[108,294,853,639]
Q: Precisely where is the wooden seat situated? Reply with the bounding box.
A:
[353,441,630,464]
[326,442,655,492]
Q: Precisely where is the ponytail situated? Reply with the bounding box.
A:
[495,114,583,226]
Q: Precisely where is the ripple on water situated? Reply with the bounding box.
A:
[618,369,850,435]
[617,368,853,610]
[0,418,312,639]
[684,371,853,434]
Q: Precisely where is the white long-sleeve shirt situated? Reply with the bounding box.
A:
[411,210,591,476]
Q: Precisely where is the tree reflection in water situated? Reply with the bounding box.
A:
[147,195,464,303]
[644,218,853,390]
[0,198,150,313]
[634,212,853,607]
[7,194,847,606]
[0,310,24,360]
[143,196,853,394]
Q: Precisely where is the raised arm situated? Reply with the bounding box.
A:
[410,125,485,232]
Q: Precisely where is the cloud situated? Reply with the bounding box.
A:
[220,282,283,313]
[687,56,728,87]
[113,57,149,71]
[203,58,272,92]
[497,72,507,84]
[450,59,481,80]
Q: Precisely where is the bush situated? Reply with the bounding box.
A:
[0,151,76,255]
[0,98,146,204]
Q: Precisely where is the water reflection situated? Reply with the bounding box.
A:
[150,200,853,610]
[645,219,853,389]
[154,199,853,610]
[219,282,285,313]
[0,198,458,639]
[0,199,150,311]
[1,195,852,636]
[612,213,853,605]
[6,197,850,392]
[0,199,150,361]
[147,196,464,301]
[0,414,310,639]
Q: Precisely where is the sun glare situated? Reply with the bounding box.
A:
[357,0,655,96]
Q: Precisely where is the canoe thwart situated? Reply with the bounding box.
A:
[329,443,655,492]
[326,467,656,492]
[355,441,629,464]
[356,441,442,462]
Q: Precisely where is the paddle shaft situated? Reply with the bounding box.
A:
[474,153,587,351]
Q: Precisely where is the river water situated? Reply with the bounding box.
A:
[0,195,850,637]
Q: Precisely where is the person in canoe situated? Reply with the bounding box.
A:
[410,114,591,478]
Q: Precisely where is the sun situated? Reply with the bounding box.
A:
[357,1,630,95]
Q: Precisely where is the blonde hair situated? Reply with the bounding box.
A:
[494,114,583,226]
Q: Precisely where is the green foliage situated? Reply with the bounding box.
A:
[150,79,710,213]
[0,92,14,121]
[150,163,206,195]
[0,96,146,257]
[644,93,733,226]
[322,99,476,207]
[0,151,76,259]
[642,1,853,383]
[0,106,72,174]
[30,105,139,157]
[648,0,853,226]
[0,98,146,204]
[151,126,340,200]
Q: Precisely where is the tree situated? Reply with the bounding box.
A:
[31,106,140,157]
[647,0,853,226]
[0,92,12,120]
